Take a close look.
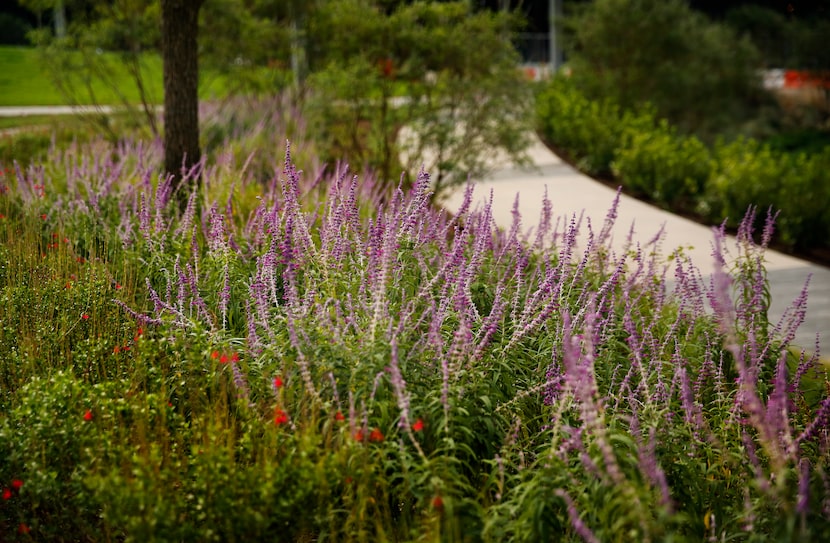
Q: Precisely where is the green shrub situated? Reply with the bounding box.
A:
[705,140,830,249]
[536,77,625,176]
[613,120,713,209]
[565,0,764,141]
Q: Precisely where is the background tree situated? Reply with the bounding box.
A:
[161,0,204,194]
[304,0,533,197]
[563,0,765,141]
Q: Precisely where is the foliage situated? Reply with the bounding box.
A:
[304,0,533,197]
[612,120,713,209]
[705,140,830,250]
[25,0,163,139]
[535,77,651,177]
[726,4,830,71]
[563,0,765,142]
[0,104,828,541]
[536,76,830,253]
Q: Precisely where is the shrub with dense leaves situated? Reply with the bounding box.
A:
[612,119,713,209]
[537,77,830,254]
[0,122,828,541]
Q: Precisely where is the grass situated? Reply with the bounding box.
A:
[0,115,67,130]
[0,45,233,107]
[0,99,828,541]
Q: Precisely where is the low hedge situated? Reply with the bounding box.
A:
[536,76,830,252]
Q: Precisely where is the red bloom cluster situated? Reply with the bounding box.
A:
[211,350,240,364]
[274,407,289,426]
[2,478,23,501]
[353,427,384,443]
[83,409,93,421]
[412,418,424,432]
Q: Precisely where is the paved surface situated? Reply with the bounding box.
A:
[442,134,829,350]
[0,105,121,117]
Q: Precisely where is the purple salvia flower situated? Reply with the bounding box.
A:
[791,342,819,398]
[138,192,152,246]
[637,428,672,510]
[543,350,564,406]
[678,366,704,442]
[207,204,229,256]
[796,397,830,446]
[742,430,770,492]
[230,360,253,406]
[174,189,199,239]
[219,263,231,330]
[474,281,507,359]
[532,185,553,251]
[554,490,600,543]
[285,314,318,400]
[797,457,811,517]
[387,338,412,429]
[112,299,163,326]
[765,350,794,457]
[244,299,261,355]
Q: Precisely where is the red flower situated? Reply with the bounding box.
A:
[231,352,240,362]
[369,427,384,443]
[273,376,283,389]
[412,418,424,432]
[115,283,122,290]
[83,409,93,421]
[40,214,47,220]
[432,495,444,510]
[2,488,11,500]
[113,346,121,354]
[81,314,90,320]
[219,354,229,364]
[11,479,23,490]
[18,523,30,534]
[335,411,345,421]
[274,408,289,426]
[353,429,365,442]
[210,350,220,359]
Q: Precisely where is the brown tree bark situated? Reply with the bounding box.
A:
[161,0,204,196]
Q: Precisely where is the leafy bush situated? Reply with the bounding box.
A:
[1,113,829,541]
[564,0,764,141]
[706,140,830,249]
[613,120,713,209]
[536,77,651,176]
[537,78,830,253]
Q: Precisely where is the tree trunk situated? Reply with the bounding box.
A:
[161,0,203,196]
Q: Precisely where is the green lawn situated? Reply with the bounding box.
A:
[0,46,232,107]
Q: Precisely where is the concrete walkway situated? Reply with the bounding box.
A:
[442,133,829,350]
[0,105,123,117]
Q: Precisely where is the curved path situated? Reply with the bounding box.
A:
[442,133,830,350]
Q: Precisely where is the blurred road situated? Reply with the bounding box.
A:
[442,133,829,351]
